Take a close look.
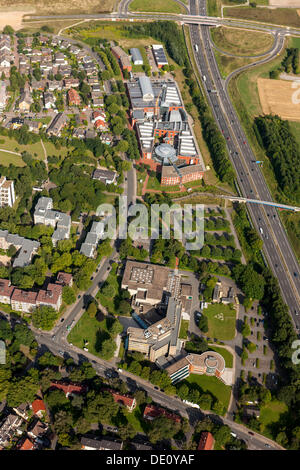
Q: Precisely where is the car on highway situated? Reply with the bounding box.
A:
[265,444,271,448]
[60,318,64,323]
[248,431,254,436]
[78,295,81,299]
[58,351,64,356]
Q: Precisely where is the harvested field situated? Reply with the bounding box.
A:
[0,9,34,31]
[0,1,117,16]
[257,78,300,121]
[270,0,300,5]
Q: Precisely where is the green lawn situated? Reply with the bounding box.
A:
[186,374,231,413]
[0,150,25,167]
[205,303,236,341]
[123,405,150,433]
[67,312,116,360]
[179,319,189,340]
[0,136,47,160]
[259,400,288,438]
[129,0,185,14]
[208,345,233,368]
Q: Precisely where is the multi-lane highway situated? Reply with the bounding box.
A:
[187,0,300,328]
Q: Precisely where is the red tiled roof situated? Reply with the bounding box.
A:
[32,399,46,415]
[36,283,62,306]
[143,404,181,423]
[68,88,80,105]
[107,389,136,409]
[11,289,38,305]
[197,431,214,451]
[50,381,87,396]
[19,438,34,451]
[56,272,73,286]
[0,278,14,298]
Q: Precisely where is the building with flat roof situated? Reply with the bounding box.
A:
[80,221,104,258]
[0,230,40,268]
[127,77,205,184]
[152,45,168,68]
[0,176,15,207]
[81,436,123,450]
[33,197,71,246]
[165,351,226,385]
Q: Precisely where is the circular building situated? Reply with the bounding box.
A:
[154,143,177,166]
[187,351,225,378]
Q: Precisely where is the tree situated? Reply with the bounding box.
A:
[3,25,14,35]
[87,302,97,318]
[241,322,251,338]
[98,338,116,360]
[148,416,181,443]
[32,306,58,330]
[62,286,76,305]
[198,315,208,333]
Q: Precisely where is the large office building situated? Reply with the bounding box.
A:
[0,176,15,207]
[122,261,193,362]
[127,76,205,185]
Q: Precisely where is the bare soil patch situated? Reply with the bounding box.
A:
[257,77,300,121]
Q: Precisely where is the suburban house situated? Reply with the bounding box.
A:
[50,381,87,397]
[18,437,34,450]
[43,91,56,109]
[92,168,117,185]
[0,414,23,446]
[31,399,46,418]
[143,404,181,423]
[68,88,81,107]
[107,390,137,412]
[0,81,7,111]
[46,113,68,137]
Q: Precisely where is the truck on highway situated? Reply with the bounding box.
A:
[194,44,198,52]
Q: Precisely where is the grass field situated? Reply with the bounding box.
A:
[186,374,232,413]
[210,27,274,57]
[224,7,300,29]
[207,0,222,16]
[67,312,115,359]
[214,50,257,78]
[204,303,236,341]
[259,400,288,437]
[123,406,150,433]
[179,319,189,340]
[129,0,185,14]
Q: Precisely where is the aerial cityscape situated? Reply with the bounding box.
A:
[0,0,300,455]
